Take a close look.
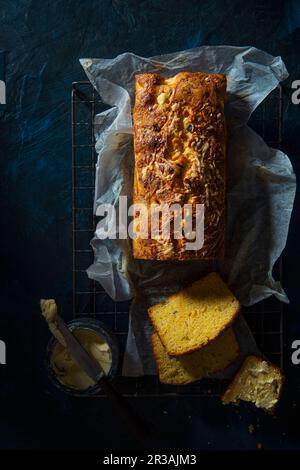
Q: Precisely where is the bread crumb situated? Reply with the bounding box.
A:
[248,424,254,434]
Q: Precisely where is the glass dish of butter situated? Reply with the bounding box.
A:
[46,318,119,396]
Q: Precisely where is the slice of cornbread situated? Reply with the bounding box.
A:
[148,272,240,356]
[222,355,284,412]
[152,327,239,385]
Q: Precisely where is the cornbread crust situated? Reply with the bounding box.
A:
[133,71,227,260]
[222,355,284,412]
[148,272,241,356]
[152,328,240,385]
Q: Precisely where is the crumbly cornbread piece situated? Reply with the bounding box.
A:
[222,355,284,412]
[148,272,240,356]
[133,71,226,260]
[152,327,239,385]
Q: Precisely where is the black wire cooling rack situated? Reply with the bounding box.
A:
[71,81,284,397]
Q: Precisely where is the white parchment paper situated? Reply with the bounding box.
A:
[81,46,296,376]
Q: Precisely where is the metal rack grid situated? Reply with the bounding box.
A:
[71,81,283,397]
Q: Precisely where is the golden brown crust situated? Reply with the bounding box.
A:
[132,71,227,260]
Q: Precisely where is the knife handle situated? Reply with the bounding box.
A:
[99,377,150,440]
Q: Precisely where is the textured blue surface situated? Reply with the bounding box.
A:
[0,0,300,450]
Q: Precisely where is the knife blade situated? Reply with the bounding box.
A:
[56,316,103,382]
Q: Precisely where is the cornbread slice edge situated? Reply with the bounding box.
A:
[148,272,241,356]
[152,327,240,385]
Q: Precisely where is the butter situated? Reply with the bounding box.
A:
[51,328,112,390]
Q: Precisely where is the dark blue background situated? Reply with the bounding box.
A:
[0,0,300,450]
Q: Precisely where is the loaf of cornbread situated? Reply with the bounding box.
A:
[222,355,284,412]
[148,272,240,356]
[133,71,227,260]
[152,327,239,385]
